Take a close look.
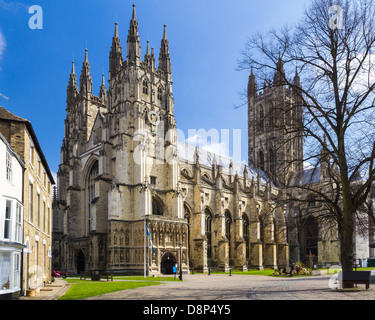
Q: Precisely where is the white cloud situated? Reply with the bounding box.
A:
[183,133,229,158]
[0,0,29,12]
[304,161,314,170]
[0,30,6,59]
[51,171,58,185]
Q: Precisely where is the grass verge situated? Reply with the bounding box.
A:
[58,278,171,300]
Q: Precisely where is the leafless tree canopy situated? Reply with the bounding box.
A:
[239,0,375,270]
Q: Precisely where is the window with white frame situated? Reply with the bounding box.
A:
[29,182,33,222]
[36,192,40,228]
[29,140,34,166]
[6,150,12,183]
[15,203,23,243]
[37,156,41,178]
[47,206,50,235]
[0,252,10,290]
[43,200,46,232]
[13,253,20,289]
[4,200,12,240]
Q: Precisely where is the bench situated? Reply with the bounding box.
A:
[80,272,90,280]
[340,271,371,289]
[100,272,113,281]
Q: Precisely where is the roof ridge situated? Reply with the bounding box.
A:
[0,105,29,122]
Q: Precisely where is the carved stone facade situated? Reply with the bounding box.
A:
[52,5,289,275]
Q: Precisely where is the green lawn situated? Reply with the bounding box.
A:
[58,277,175,300]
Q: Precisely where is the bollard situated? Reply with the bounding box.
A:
[208,268,211,276]
[229,269,232,276]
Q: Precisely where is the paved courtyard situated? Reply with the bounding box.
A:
[84,271,375,301]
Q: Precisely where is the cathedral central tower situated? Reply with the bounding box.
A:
[247,61,304,186]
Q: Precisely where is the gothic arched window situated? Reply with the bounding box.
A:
[258,150,265,172]
[268,103,274,127]
[88,161,98,232]
[184,204,191,259]
[242,214,249,261]
[142,79,148,95]
[302,215,319,257]
[225,211,232,261]
[157,86,162,101]
[258,105,264,132]
[269,148,276,178]
[152,197,163,216]
[308,197,316,208]
[205,208,213,259]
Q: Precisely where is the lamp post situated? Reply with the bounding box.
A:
[179,244,182,281]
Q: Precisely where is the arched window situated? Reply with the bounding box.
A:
[308,197,316,208]
[88,161,98,233]
[142,79,148,95]
[184,204,191,260]
[242,214,249,261]
[301,215,319,258]
[258,150,265,172]
[258,105,264,132]
[205,208,213,259]
[152,197,163,216]
[269,148,276,178]
[225,211,232,261]
[268,103,274,127]
[157,86,162,101]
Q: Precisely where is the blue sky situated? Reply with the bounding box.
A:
[0,0,311,179]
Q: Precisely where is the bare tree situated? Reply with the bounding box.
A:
[238,0,375,272]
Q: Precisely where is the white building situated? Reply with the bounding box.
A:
[0,132,25,300]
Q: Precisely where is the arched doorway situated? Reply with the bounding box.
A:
[299,215,319,264]
[161,252,176,275]
[77,251,85,275]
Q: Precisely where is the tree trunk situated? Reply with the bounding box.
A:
[340,204,355,288]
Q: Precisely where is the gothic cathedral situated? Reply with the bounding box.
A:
[52,5,293,275]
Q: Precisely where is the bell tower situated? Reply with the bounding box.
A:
[247,61,303,186]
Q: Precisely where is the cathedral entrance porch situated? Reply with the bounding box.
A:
[161,252,177,275]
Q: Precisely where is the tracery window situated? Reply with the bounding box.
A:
[205,209,213,259]
[269,148,276,178]
[225,211,232,261]
[242,214,249,261]
[157,86,162,101]
[142,79,148,95]
[184,204,191,259]
[258,105,264,132]
[152,197,163,216]
[258,150,265,172]
[88,161,98,232]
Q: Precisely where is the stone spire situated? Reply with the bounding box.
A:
[127,4,141,64]
[292,67,301,88]
[158,24,172,76]
[247,66,257,98]
[67,60,79,102]
[109,21,123,78]
[144,41,156,69]
[99,73,107,101]
[273,53,285,85]
[80,48,93,96]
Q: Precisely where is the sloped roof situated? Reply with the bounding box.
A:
[0,106,55,184]
[290,166,320,186]
[0,105,28,122]
[177,141,269,184]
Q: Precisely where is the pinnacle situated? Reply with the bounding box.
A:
[132,3,136,21]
